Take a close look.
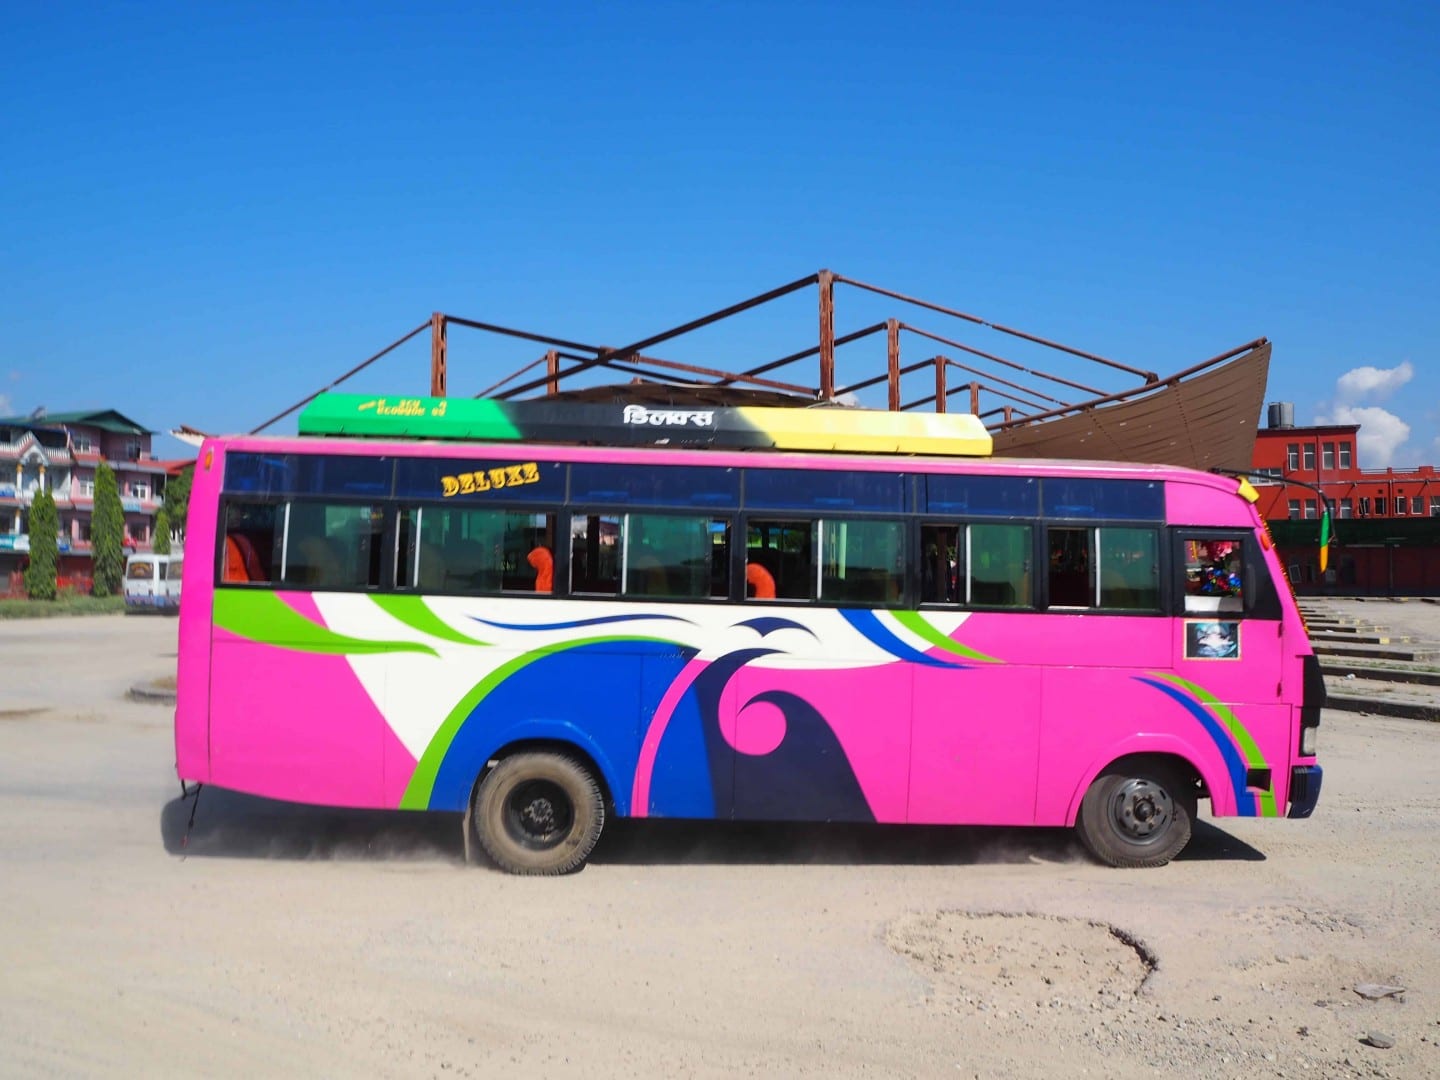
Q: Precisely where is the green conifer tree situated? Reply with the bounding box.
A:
[91,462,126,597]
[152,508,172,555]
[161,465,192,539]
[24,488,59,601]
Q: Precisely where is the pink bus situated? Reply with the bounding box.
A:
[174,396,1322,874]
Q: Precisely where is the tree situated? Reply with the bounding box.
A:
[24,488,59,601]
[92,462,125,597]
[152,508,172,555]
[161,464,192,539]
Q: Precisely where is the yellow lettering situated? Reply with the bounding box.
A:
[473,470,491,492]
[488,468,507,489]
[521,462,539,483]
[441,475,460,497]
[505,464,525,487]
[459,473,477,495]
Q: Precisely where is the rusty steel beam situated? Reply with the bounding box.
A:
[442,314,605,355]
[818,269,836,399]
[901,323,1106,398]
[250,319,431,434]
[498,273,822,400]
[970,381,981,416]
[934,355,1070,408]
[543,351,814,397]
[835,357,933,398]
[722,322,888,385]
[546,350,560,396]
[886,319,901,411]
[430,312,448,396]
[835,273,1160,383]
[934,356,946,414]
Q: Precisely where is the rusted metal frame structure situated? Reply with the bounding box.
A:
[253,270,1261,448]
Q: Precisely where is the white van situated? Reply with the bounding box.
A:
[123,553,183,614]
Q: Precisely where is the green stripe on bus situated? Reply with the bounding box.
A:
[369,594,490,646]
[891,610,1001,663]
[1150,671,1279,817]
[213,590,439,658]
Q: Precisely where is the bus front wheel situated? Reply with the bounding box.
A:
[472,752,605,875]
[1076,761,1194,868]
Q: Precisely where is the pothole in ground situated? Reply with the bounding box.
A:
[886,911,1157,1014]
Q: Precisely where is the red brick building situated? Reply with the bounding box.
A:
[1252,403,1440,595]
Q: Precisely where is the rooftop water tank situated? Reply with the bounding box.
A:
[1266,402,1295,429]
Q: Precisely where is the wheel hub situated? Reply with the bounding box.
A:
[1111,778,1173,840]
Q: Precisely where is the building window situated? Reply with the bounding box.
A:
[78,479,94,497]
[132,482,149,500]
[1339,499,1353,519]
[1286,444,1299,471]
[1287,499,1301,520]
[1302,445,1316,471]
[1432,497,1440,517]
[71,433,93,453]
[1376,498,1387,515]
[1322,442,1335,469]
[1359,497,1370,517]
[1339,443,1352,469]
[1412,497,1423,515]
[1303,500,1318,519]
[1397,498,1407,516]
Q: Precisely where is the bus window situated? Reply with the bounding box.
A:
[1098,528,1159,610]
[127,560,154,580]
[622,514,729,600]
[920,524,961,603]
[746,520,813,600]
[571,513,621,595]
[279,503,382,590]
[968,523,1031,607]
[1047,527,1093,607]
[396,507,555,594]
[1182,537,1245,613]
[819,519,903,605]
[221,502,278,583]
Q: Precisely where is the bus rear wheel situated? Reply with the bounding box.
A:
[1077,762,1194,868]
[472,752,605,875]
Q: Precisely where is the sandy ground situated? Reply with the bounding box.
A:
[1,609,1437,1079]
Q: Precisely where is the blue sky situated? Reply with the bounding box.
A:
[4,2,1437,467]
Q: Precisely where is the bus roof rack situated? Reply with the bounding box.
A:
[298,393,994,457]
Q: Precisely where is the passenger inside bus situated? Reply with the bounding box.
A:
[527,544,553,594]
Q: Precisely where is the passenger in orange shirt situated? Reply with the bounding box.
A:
[527,545,554,594]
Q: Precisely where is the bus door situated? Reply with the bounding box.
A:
[1171,530,1290,808]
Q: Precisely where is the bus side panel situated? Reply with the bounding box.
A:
[175,442,224,784]
[909,663,1042,826]
[725,662,911,824]
[208,616,390,808]
[1035,667,1238,825]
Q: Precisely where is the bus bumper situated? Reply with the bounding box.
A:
[1287,765,1323,818]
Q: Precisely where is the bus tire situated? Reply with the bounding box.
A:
[1076,761,1194,869]
[472,752,605,875]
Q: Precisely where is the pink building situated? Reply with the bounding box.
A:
[0,409,174,588]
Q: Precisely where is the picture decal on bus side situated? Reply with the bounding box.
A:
[1184,619,1241,660]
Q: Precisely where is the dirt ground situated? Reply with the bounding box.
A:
[1,607,1437,1078]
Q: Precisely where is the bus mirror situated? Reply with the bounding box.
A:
[1319,511,1332,574]
[1235,478,1260,504]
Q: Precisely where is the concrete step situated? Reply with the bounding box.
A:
[1320,661,1440,688]
[1312,641,1440,663]
[1324,678,1440,722]
[1309,630,1422,645]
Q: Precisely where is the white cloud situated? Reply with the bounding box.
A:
[1319,404,1411,467]
[1335,360,1413,403]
